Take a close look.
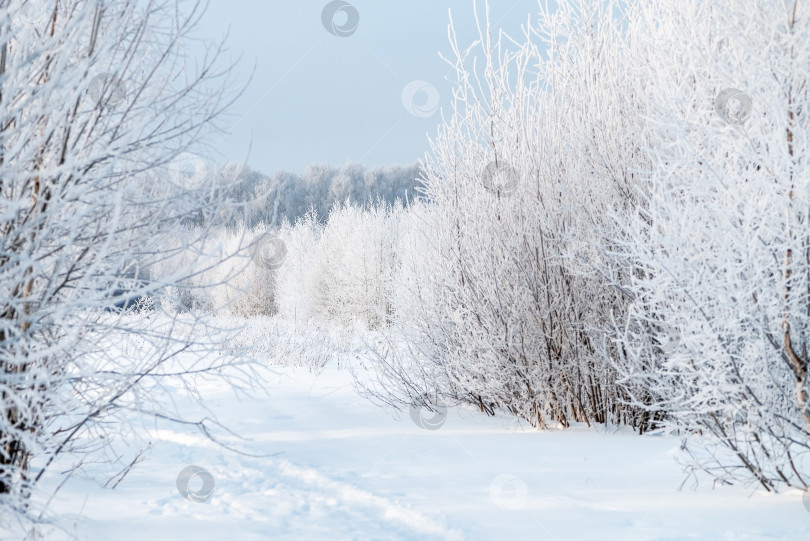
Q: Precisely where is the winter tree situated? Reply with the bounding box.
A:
[615,0,810,491]
[0,0,255,529]
[362,0,651,430]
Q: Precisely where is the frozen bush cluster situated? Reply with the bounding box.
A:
[171,0,810,492]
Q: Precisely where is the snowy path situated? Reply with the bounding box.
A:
[39,364,810,540]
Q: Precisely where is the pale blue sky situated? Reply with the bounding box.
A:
[192,0,538,174]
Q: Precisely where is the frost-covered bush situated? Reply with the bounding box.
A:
[152,225,279,318]
[0,0,251,526]
[216,316,363,372]
[362,0,650,430]
[275,200,407,328]
[307,202,401,328]
[275,210,322,321]
[615,0,810,491]
[163,200,407,327]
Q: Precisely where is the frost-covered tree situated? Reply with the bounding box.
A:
[616,0,810,491]
[0,0,251,527]
[308,201,400,328]
[363,0,650,429]
[209,162,421,230]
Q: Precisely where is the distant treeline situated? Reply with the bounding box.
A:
[212,162,423,228]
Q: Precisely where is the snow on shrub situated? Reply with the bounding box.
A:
[615,0,810,491]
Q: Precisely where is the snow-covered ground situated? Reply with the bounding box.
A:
[23,335,810,541]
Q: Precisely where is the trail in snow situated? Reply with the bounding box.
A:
[23,359,810,541]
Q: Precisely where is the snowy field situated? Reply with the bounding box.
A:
[7,1,810,539]
[21,323,810,541]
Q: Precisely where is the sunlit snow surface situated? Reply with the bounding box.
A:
[18,320,810,541]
